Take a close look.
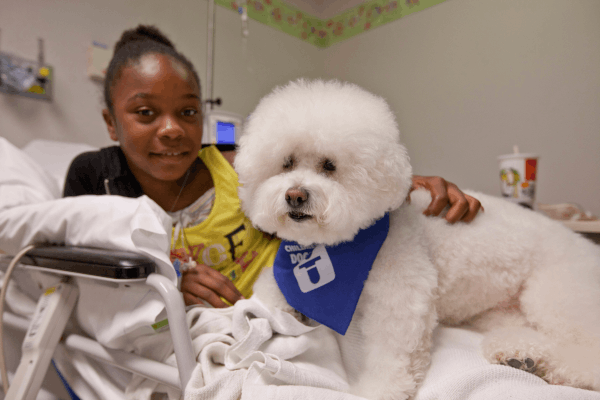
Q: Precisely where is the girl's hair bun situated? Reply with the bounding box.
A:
[104,24,201,115]
[114,25,175,53]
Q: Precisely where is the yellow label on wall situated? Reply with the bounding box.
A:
[44,287,56,296]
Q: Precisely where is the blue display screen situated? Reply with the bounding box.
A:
[216,121,236,144]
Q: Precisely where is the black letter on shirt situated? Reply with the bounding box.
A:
[225,224,246,260]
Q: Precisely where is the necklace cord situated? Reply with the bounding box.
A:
[169,165,193,213]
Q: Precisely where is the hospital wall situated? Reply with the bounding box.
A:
[1,0,599,216]
[321,0,600,215]
[0,0,323,149]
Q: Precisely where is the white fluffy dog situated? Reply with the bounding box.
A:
[234,79,600,399]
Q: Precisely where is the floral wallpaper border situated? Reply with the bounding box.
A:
[215,0,447,48]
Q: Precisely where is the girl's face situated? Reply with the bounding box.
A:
[103,53,202,184]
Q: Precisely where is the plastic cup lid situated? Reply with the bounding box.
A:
[498,153,539,160]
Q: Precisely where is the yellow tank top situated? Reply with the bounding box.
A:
[170,146,281,298]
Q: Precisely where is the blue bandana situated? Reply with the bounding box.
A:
[273,214,389,335]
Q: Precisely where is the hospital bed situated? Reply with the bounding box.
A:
[2,137,600,400]
[0,137,198,399]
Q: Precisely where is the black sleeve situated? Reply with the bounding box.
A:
[203,144,237,152]
[63,151,104,197]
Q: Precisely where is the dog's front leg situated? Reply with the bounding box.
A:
[349,255,438,400]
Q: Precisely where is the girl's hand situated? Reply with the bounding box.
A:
[411,175,483,223]
[181,264,244,307]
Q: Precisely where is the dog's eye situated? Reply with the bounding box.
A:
[283,156,295,170]
[322,159,336,173]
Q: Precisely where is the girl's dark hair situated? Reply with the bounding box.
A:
[104,25,201,115]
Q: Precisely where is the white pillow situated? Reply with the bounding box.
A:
[0,137,61,210]
[21,139,98,193]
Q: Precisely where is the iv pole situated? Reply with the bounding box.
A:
[205,0,220,110]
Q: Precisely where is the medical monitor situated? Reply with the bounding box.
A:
[203,110,243,147]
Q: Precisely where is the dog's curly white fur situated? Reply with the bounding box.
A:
[235,79,600,399]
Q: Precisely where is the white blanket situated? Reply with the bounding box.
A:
[127,297,367,400]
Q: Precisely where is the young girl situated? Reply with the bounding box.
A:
[64,25,482,308]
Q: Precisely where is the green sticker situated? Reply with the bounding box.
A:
[152,318,169,331]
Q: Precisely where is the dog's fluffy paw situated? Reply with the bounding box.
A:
[502,356,537,373]
[482,327,552,381]
[288,309,317,324]
[494,351,548,379]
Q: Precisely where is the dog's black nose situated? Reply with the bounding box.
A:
[285,187,309,208]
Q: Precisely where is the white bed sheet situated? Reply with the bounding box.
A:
[416,327,600,400]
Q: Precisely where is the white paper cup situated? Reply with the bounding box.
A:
[498,153,539,209]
